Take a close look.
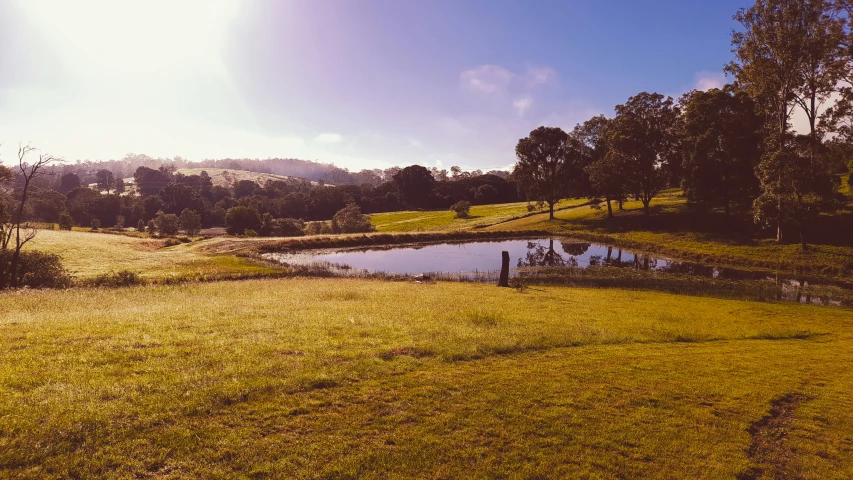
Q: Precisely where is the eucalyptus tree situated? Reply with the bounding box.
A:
[574,115,625,218]
[792,0,846,161]
[679,86,763,218]
[728,0,808,241]
[607,92,679,217]
[729,0,844,243]
[513,126,582,220]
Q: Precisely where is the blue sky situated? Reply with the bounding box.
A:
[0,0,747,171]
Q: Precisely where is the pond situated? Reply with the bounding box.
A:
[263,237,853,306]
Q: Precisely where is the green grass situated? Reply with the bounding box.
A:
[27,229,279,280]
[370,199,588,232]
[1,278,852,478]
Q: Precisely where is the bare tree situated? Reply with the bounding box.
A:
[3,144,61,288]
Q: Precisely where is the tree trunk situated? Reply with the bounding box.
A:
[618,199,624,210]
[606,198,613,218]
[800,226,807,252]
[642,199,650,217]
[548,202,554,220]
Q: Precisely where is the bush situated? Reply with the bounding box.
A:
[304,221,334,235]
[147,220,156,234]
[244,229,259,237]
[91,219,101,230]
[86,270,145,288]
[225,206,261,236]
[331,204,374,233]
[0,250,72,289]
[114,215,125,229]
[137,219,146,232]
[58,212,74,231]
[267,217,305,237]
[450,200,472,219]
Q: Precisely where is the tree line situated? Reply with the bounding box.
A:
[2,161,520,236]
[513,0,853,249]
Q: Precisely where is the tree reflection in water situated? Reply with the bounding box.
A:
[521,240,660,271]
[517,239,591,267]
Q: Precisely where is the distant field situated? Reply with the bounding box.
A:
[176,168,319,187]
[1,278,851,478]
[370,198,589,232]
[26,229,277,280]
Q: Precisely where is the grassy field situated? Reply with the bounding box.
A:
[1,278,851,478]
[26,229,279,281]
[370,199,588,232]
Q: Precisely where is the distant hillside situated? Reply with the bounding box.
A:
[175,168,323,187]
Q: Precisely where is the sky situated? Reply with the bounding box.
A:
[0,0,753,171]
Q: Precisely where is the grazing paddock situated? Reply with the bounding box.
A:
[26,229,277,280]
[1,278,851,478]
[370,198,589,232]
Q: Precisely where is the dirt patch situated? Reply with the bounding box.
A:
[738,393,813,480]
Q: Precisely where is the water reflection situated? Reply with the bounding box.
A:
[263,237,852,306]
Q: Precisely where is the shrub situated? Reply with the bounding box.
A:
[86,270,145,288]
[267,217,305,237]
[244,229,259,237]
[90,219,101,230]
[450,200,472,219]
[58,212,74,231]
[114,215,125,229]
[0,250,72,289]
[137,219,146,232]
[225,206,261,236]
[331,204,374,233]
[179,208,202,236]
[147,220,156,234]
[304,221,334,235]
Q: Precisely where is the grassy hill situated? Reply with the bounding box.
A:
[369,198,589,232]
[26,229,278,281]
[1,278,851,478]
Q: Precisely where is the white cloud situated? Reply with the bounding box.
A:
[513,97,533,116]
[314,133,343,144]
[459,65,514,94]
[525,67,556,87]
[694,71,726,91]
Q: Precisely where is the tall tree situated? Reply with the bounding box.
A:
[513,126,578,220]
[96,169,115,193]
[608,92,679,217]
[792,0,846,162]
[392,165,436,209]
[58,172,81,193]
[679,86,763,218]
[753,136,842,249]
[574,116,624,218]
[728,0,808,241]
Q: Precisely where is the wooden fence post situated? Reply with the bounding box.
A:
[498,251,510,287]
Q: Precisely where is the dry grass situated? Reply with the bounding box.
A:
[26,229,278,280]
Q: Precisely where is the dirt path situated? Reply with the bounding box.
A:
[738,393,812,480]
